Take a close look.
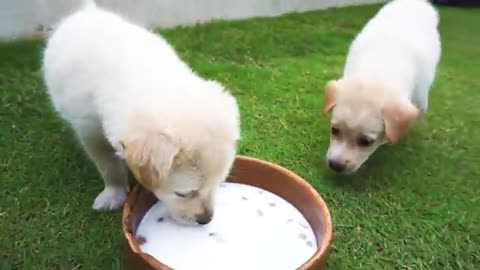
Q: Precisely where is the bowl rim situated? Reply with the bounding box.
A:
[122,155,333,270]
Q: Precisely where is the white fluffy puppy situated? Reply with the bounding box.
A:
[324,0,441,174]
[42,2,240,225]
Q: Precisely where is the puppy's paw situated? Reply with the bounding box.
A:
[92,186,128,211]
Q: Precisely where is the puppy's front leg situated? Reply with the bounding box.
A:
[413,72,436,116]
[80,133,130,211]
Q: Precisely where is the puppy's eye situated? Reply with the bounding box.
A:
[357,135,375,147]
[331,126,340,136]
[174,191,197,198]
[174,192,188,198]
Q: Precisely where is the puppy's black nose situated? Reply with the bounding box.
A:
[328,159,346,172]
[195,213,213,225]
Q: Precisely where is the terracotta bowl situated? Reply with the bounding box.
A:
[122,155,333,270]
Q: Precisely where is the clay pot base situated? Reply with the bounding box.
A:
[123,156,333,270]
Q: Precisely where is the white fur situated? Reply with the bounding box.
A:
[42,4,240,224]
[325,0,441,173]
[344,0,441,112]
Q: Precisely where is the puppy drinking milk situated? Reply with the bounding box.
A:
[42,1,240,225]
[323,0,441,174]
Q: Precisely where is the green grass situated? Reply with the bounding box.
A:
[1,4,479,269]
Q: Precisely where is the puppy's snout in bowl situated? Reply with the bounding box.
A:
[195,211,213,225]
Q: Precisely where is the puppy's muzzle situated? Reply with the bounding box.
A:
[195,210,213,225]
[328,159,347,173]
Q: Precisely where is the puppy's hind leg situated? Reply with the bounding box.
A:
[78,130,130,211]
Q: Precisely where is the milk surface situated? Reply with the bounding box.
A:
[136,182,318,270]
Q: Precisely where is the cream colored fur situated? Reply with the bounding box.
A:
[42,3,240,225]
[324,0,441,174]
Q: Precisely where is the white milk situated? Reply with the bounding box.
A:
[136,183,318,270]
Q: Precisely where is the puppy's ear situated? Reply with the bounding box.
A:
[324,80,338,114]
[121,131,179,189]
[382,99,419,143]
